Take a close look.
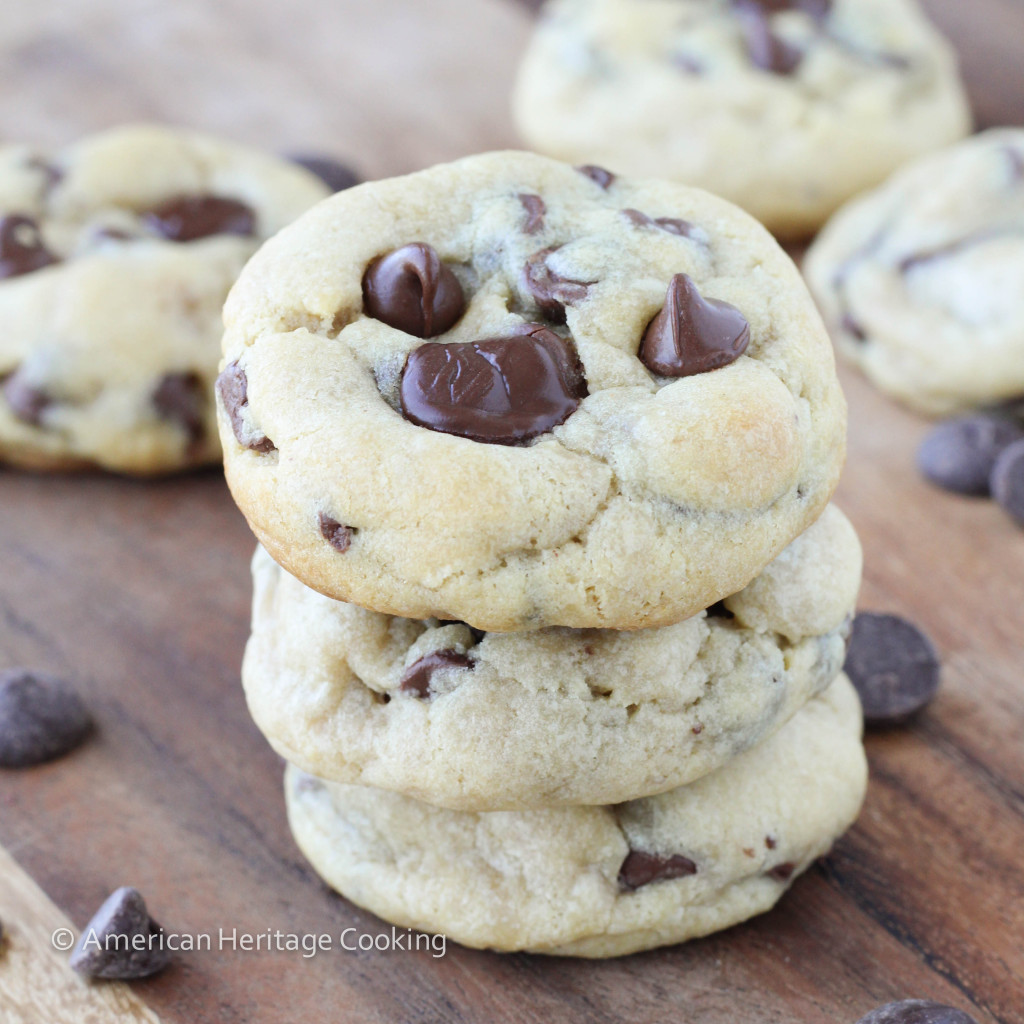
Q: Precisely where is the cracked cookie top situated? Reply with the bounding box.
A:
[806,129,1024,416]
[245,505,860,810]
[219,150,845,631]
[513,0,969,237]
[0,124,329,474]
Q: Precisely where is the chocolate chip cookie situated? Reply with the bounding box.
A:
[0,124,328,474]
[246,505,860,809]
[219,150,846,631]
[805,130,1024,415]
[285,674,867,956]
[513,0,969,237]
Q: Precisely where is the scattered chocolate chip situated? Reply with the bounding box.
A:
[287,154,361,192]
[362,243,465,338]
[765,835,778,849]
[215,362,276,453]
[0,214,59,279]
[0,669,93,768]
[992,438,1024,527]
[142,195,256,242]
[153,372,206,446]
[841,311,868,343]
[318,512,355,552]
[916,415,1024,497]
[640,273,750,378]
[621,208,696,238]
[853,1000,979,1024]
[2,369,51,426]
[843,613,941,726]
[767,861,796,881]
[399,649,474,698]
[736,5,805,74]
[575,165,616,189]
[522,246,594,323]
[400,323,587,445]
[618,850,697,890]
[518,193,547,235]
[69,887,170,980]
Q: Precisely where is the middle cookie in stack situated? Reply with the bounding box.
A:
[216,151,863,955]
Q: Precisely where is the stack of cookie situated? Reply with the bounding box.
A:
[217,151,868,956]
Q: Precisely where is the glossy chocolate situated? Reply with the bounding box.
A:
[640,274,750,378]
[0,215,58,279]
[362,243,465,338]
[618,849,697,890]
[400,323,587,445]
[522,246,593,323]
[399,649,473,699]
[142,195,256,242]
[215,362,276,453]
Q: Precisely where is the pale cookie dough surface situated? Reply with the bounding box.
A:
[286,675,867,957]
[0,124,328,474]
[246,505,860,810]
[513,0,969,237]
[806,129,1024,416]
[220,150,846,631]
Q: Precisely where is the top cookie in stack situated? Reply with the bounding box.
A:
[217,150,845,632]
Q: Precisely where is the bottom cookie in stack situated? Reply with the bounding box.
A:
[285,676,866,957]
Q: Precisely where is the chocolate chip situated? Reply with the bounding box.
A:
[318,512,355,552]
[69,887,170,980]
[576,165,616,189]
[841,311,868,343]
[362,243,465,338]
[618,850,697,890]
[621,208,697,238]
[843,613,941,726]
[0,669,93,768]
[736,5,805,74]
[854,1001,979,1024]
[142,196,256,242]
[400,323,587,445]
[522,246,594,323]
[2,369,51,426]
[765,835,778,849]
[153,372,206,446]
[287,154,361,192]
[518,193,546,235]
[0,215,59,279]
[215,362,276,453]
[640,274,750,378]
[399,649,474,698]
[767,861,796,881]
[992,438,1024,527]
[916,415,1024,497]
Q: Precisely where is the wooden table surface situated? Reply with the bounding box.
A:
[1,2,1023,1022]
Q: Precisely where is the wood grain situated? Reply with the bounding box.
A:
[1,1,1023,1022]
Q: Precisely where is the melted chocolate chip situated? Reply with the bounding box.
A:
[362,243,465,338]
[0,668,93,768]
[917,415,1024,497]
[844,613,941,726]
[287,154,361,192]
[215,362,276,453]
[153,371,205,446]
[621,208,697,238]
[992,438,1024,528]
[737,6,805,74]
[318,512,355,552]
[767,861,796,881]
[618,850,697,890]
[143,195,256,242]
[640,274,750,378]
[898,228,1015,273]
[854,1001,979,1024]
[2,369,51,426]
[0,215,59,279]
[70,888,170,980]
[522,246,594,323]
[400,323,587,445]
[576,165,616,189]
[765,835,778,849]
[399,649,473,698]
[518,193,547,235]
